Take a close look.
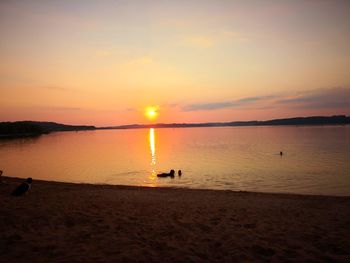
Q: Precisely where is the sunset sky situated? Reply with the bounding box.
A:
[1,0,350,126]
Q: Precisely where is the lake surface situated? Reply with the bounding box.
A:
[1,126,349,196]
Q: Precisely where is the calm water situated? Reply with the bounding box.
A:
[1,126,349,196]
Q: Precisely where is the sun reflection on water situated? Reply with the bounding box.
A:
[149,128,157,180]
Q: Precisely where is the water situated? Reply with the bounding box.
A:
[1,126,349,196]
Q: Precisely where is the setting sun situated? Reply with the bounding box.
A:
[145,106,159,120]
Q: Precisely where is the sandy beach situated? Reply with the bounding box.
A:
[0,177,349,262]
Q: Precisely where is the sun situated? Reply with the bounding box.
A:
[145,106,159,120]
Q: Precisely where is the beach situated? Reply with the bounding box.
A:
[0,177,349,262]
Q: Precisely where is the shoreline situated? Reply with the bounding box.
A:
[2,176,350,199]
[1,176,349,262]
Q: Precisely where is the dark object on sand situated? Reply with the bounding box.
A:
[0,170,3,183]
[178,170,182,176]
[280,151,283,156]
[157,170,175,178]
[11,178,32,196]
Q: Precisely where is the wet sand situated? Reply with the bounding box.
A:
[0,177,349,262]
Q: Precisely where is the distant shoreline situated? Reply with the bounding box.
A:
[102,121,350,130]
[104,115,350,130]
[1,115,349,138]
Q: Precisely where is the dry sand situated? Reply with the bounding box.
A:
[0,177,349,262]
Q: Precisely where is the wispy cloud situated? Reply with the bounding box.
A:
[182,87,350,112]
[42,86,69,91]
[221,30,249,42]
[125,107,137,112]
[95,50,112,58]
[181,30,248,49]
[183,101,232,111]
[277,87,350,109]
[161,103,179,108]
[126,55,153,66]
[182,35,214,48]
[183,95,274,111]
[44,106,82,111]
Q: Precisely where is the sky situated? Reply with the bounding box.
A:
[1,0,350,126]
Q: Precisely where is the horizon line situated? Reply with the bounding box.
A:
[1,114,349,129]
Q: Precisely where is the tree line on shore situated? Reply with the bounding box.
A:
[0,121,95,138]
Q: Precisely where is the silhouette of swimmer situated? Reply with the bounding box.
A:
[157,170,175,178]
[280,151,283,156]
[11,178,32,196]
[178,170,182,177]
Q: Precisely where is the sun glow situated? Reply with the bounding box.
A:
[145,106,159,120]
